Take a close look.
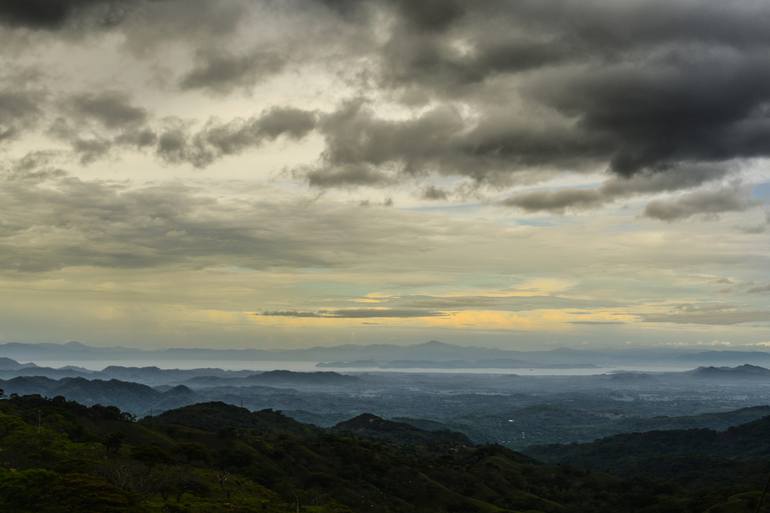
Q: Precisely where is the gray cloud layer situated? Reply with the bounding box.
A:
[2,0,770,218]
[156,107,317,168]
[42,97,317,167]
[68,91,148,129]
[179,50,286,95]
[641,303,770,325]
[0,166,433,273]
[0,88,42,142]
[748,284,770,294]
[313,1,770,179]
[502,164,734,213]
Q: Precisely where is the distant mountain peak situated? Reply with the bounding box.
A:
[416,340,455,348]
[691,364,770,378]
[334,413,471,446]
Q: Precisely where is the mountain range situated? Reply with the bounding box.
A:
[5,340,770,368]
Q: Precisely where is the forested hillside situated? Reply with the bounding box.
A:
[1,395,769,513]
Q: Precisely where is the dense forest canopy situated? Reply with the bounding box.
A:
[1,394,770,513]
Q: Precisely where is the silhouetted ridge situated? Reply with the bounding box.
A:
[528,414,770,481]
[182,370,360,387]
[145,401,316,435]
[0,357,35,371]
[689,364,770,379]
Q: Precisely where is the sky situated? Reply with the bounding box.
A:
[0,0,768,350]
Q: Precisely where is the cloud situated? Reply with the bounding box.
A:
[0,0,128,30]
[748,284,770,294]
[529,57,770,176]
[313,101,465,177]
[257,308,448,318]
[570,320,625,325]
[502,164,733,213]
[179,50,286,95]
[5,0,770,212]
[68,91,148,129]
[644,184,759,221]
[46,92,154,164]
[357,293,623,312]
[156,107,317,167]
[422,185,449,200]
[640,306,770,325]
[307,164,391,188]
[0,166,447,273]
[502,189,604,213]
[0,89,43,143]
[296,0,770,196]
[304,100,602,187]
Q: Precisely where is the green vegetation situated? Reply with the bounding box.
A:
[1,395,769,512]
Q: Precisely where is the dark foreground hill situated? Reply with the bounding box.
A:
[3,395,770,512]
[527,414,770,500]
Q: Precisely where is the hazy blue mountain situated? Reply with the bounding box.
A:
[317,358,598,369]
[0,366,95,380]
[687,364,770,380]
[0,376,200,415]
[99,366,256,385]
[0,357,36,371]
[675,351,770,366]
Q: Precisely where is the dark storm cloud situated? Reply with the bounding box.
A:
[294,0,770,201]
[5,0,770,213]
[179,50,286,95]
[307,101,590,186]
[257,308,448,318]
[367,0,770,91]
[0,0,130,30]
[307,50,770,189]
[156,107,317,167]
[316,0,465,30]
[530,57,770,176]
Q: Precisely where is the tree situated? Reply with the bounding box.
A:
[104,432,126,455]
